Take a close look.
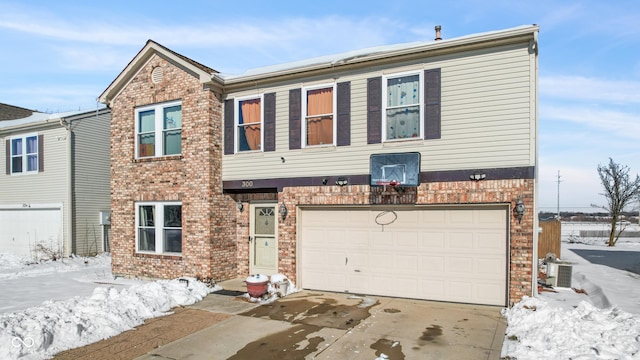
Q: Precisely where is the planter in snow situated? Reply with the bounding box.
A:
[245,274,269,298]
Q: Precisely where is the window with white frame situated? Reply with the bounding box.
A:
[10,134,38,174]
[136,202,182,254]
[135,101,182,158]
[303,84,335,146]
[383,73,422,140]
[236,96,262,152]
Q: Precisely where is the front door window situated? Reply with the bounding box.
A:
[250,204,278,275]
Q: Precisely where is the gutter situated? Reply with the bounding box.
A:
[217,25,539,88]
[59,117,73,257]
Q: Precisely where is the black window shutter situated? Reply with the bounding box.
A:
[224,99,234,155]
[5,139,9,175]
[38,135,44,172]
[336,81,351,146]
[289,88,301,150]
[264,93,276,152]
[424,68,441,140]
[367,77,382,144]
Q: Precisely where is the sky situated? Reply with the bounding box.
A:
[1,0,639,213]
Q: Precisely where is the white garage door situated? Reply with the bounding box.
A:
[0,207,62,258]
[299,206,508,306]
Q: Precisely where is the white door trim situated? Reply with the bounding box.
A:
[249,203,279,275]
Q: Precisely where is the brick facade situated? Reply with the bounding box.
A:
[110,54,237,282]
[108,50,535,306]
[233,179,533,306]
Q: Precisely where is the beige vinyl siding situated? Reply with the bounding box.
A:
[0,126,70,253]
[222,42,534,180]
[71,110,110,255]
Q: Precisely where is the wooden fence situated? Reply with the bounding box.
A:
[538,218,561,259]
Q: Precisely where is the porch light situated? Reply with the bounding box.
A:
[469,173,486,181]
[279,202,288,222]
[236,200,243,212]
[513,196,526,223]
[335,177,348,187]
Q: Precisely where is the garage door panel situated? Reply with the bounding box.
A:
[449,257,474,273]
[396,232,419,248]
[422,279,446,298]
[422,256,445,272]
[421,232,446,248]
[478,210,506,224]
[449,281,474,299]
[476,282,504,303]
[392,210,418,225]
[477,258,505,275]
[369,253,388,268]
[395,255,419,272]
[478,232,505,250]
[348,253,367,268]
[371,231,393,248]
[449,210,474,224]
[449,232,474,249]
[421,210,446,223]
[300,207,507,306]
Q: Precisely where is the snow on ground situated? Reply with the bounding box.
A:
[0,253,142,314]
[2,221,639,360]
[501,222,640,359]
[0,253,218,360]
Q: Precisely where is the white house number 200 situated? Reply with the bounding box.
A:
[241,181,254,188]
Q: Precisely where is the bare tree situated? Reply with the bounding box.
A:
[593,158,640,246]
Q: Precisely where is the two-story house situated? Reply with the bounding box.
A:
[99,25,539,306]
[0,104,111,259]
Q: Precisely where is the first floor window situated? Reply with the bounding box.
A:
[10,134,38,174]
[135,101,182,158]
[137,202,182,254]
[384,73,421,140]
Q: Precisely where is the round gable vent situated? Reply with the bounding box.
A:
[151,66,163,84]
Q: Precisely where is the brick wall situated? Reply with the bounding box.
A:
[110,54,237,282]
[265,178,534,305]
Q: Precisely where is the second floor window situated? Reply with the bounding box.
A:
[136,101,182,158]
[10,134,38,174]
[304,85,335,146]
[384,73,422,140]
[237,97,262,152]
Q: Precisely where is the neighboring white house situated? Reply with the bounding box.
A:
[0,103,111,259]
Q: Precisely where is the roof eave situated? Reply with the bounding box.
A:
[219,25,539,89]
[99,41,219,106]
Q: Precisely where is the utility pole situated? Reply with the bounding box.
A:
[556,170,562,219]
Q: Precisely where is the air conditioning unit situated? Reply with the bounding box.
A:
[546,262,572,288]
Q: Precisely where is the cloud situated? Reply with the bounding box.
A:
[541,103,640,141]
[0,84,103,113]
[540,75,640,104]
[0,9,400,50]
[0,8,408,73]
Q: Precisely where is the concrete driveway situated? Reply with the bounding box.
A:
[135,290,506,360]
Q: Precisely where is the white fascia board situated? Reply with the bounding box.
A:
[220,25,539,85]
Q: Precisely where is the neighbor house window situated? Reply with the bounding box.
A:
[136,202,182,254]
[135,101,182,158]
[236,96,262,152]
[383,73,422,140]
[303,85,335,146]
[10,134,38,174]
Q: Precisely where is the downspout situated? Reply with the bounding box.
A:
[60,117,72,257]
[532,29,540,298]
